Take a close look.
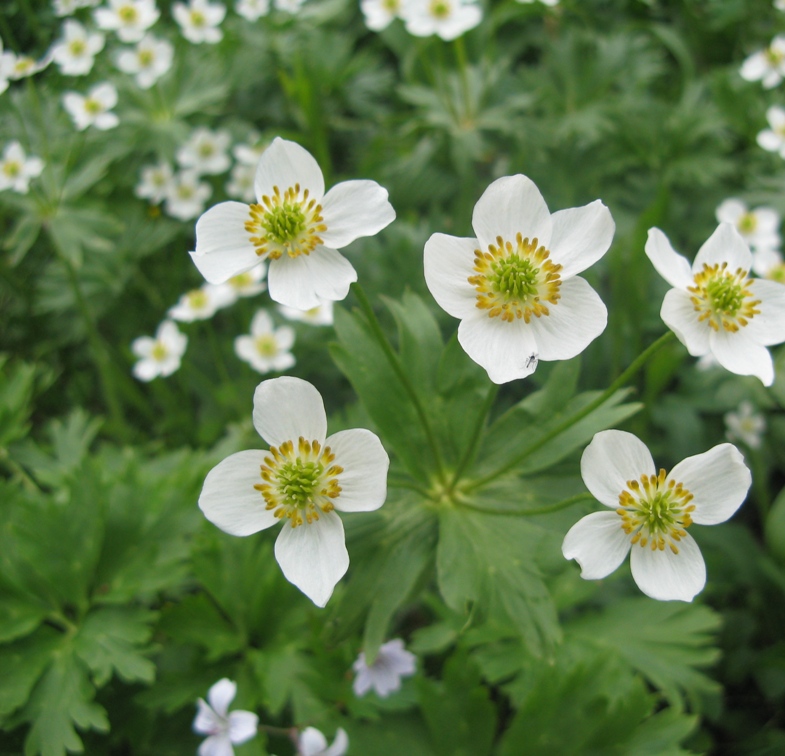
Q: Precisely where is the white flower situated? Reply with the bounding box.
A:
[116,33,173,88]
[234,310,295,374]
[190,137,396,310]
[562,430,751,602]
[212,264,268,305]
[778,0,785,11]
[715,198,781,253]
[168,284,234,321]
[740,36,785,89]
[198,376,389,606]
[177,127,232,175]
[51,20,105,76]
[275,0,306,12]
[278,298,334,326]
[135,161,174,203]
[752,247,785,284]
[55,0,101,16]
[424,174,613,383]
[193,679,258,756]
[645,223,785,386]
[401,0,482,41]
[233,136,268,166]
[352,638,416,697]
[5,52,51,80]
[516,0,559,5]
[725,401,766,450]
[62,82,119,130]
[297,727,349,756]
[131,320,187,380]
[757,105,785,157]
[173,0,226,44]
[226,162,257,203]
[0,41,12,95]
[361,0,402,31]
[164,170,212,221]
[235,0,270,20]
[0,141,44,194]
[94,0,160,42]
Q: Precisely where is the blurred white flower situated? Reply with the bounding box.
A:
[752,247,785,284]
[94,0,160,42]
[5,52,51,80]
[164,170,212,221]
[55,0,101,16]
[62,82,119,130]
[116,33,173,88]
[777,0,785,11]
[177,127,232,175]
[352,639,416,697]
[173,0,226,44]
[220,264,268,301]
[235,0,270,20]
[725,401,766,449]
[715,198,781,253]
[563,430,751,602]
[51,20,105,76]
[275,0,306,12]
[234,310,296,374]
[277,298,334,326]
[225,162,256,202]
[297,727,349,756]
[757,105,785,157]
[401,0,482,41]
[645,224,785,386]
[198,377,389,606]
[131,320,187,380]
[361,0,402,31]
[233,136,268,166]
[193,679,258,756]
[740,36,785,89]
[516,0,559,5]
[168,284,234,321]
[135,161,174,203]
[0,141,44,194]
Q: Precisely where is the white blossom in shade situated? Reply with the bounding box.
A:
[131,320,187,380]
[235,0,270,20]
[645,223,785,386]
[177,127,232,175]
[210,264,268,306]
[94,0,160,42]
[168,284,235,321]
[716,198,781,253]
[190,137,396,310]
[563,430,751,602]
[164,170,212,221]
[752,247,785,284]
[725,401,766,450]
[226,162,256,202]
[135,161,174,204]
[740,36,785,89]
[234,310,296,374]
[198,376,389,606]
[62,82,119,130]
[51,20,105,76]
[173,0,226,44]
[757,105,785,158]
[297,727,349,756]
[5,52,51,80]
[361,0,402,31]
[352,639,416,698]
[193,679,258,756]
[0,142,44,194]
[424,174,613,384]
[116,33,173,88]
[274,0,306,12]
[55,0,101,16]
[278,298,334,326]
[401,0,482,41]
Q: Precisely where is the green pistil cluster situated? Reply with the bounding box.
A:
[430,0,450,18]
[706,275,744,316]
[69,40,87,56]
[119,5,138,22]
[255,334,278,357]
[3,161,20,178]
[490,255,540,300]
[187,290,208,309]
[85,98,103,115]
[737,213,757,234]
[262,203,307,245]
[151,342,169,361]
[277,459,323,509]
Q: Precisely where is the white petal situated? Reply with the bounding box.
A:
[326,429,389,513]
[744,279,785,346]
[644,228,694,289]
[472,175,552,251]
[423,233,480,319]
[131,336,156,358]
[133,359,160,382]
[250,309,274,335]
[548,200,614,278]
[228,710,259,745]
[320,179,395,249]
[193,699,221,735]
[580,430,655,509]
[274,511,348,607]
[526,276,607,360]
[629,534,706,602]
[353,667,374,696]
[709,328,774,385]
[457,312,539,384]
[254,138,324,203]
[757,129,783,153]
[660,288,711,356]
[193,202,260,284]
[668,443,751,525]
[562,510,632,580]
[267,247,357,310]
[298,727,329,756]
[198,734,234,756]
[207,679,236,717]
[325,728,349,756]
[715,198,746,225]
[252,376,327,447]
[199,451,278,536]
[694,223,752,272]
[275,326,295,351]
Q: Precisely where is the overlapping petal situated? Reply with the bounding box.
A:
[629,534,706,602]
[561,511,632,580]
[644,228,694,290]
[252,376,327,447]
[327,429,389,512]
[423,233,478,319]
[267,247,357,310]
[710,327,774,386]
[254,137,324,202]
[549,200,615,278]
[192,202,259,284]
[694,222,752,271]
[660,289,711,356]
[320,179,396,249]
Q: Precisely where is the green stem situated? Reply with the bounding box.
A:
[450,383,498,487]
[203,321,232,385]
[453,36,471,119]
[464,331,676,492]
[459,491,595,517]
[351,283,447,483]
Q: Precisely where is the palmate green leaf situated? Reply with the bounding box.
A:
[4,213,42,266]
[0,593,50,644]
[0,356,37,449]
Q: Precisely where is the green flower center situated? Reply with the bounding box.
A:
[68,39,86,56]
[768,263,785,285]
[139,49,155,66]
[3,160,21,178]
[430,0,450,18]
[688,262,760,332]
[85,97,103,115]
[382,0,399,11]
[151,342,169,361]
[187,289,208,309]
[190,10,206,26]
[254,334,278,357]
[737,212,757,235]
[766,47,784,65]
[119,5,138,22]
[264,203,306,243]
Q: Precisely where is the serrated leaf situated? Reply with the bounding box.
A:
[0,595,49,644]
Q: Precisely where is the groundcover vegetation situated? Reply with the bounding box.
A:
[2,0,785,753]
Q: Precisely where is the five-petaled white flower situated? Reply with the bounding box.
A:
[177,127,232,175]
[131,320,187,380]
[5,52,51,81]
[740,36,785,89]
[190,137,396,310]
[297,727,349,756]
[278,298,334,326]
[725,401,766,450]
[168,284,234,321]
[757,105,785,158]
[0,141,44,194]
[645,223,785,386]
[193,678,258,756]
[62,82,119,130]
[164,170,212,221]
[424,174,613,383]
[135,161,174,204]
[562,430,751,602]
[116,33,173,88]
[173,0,226,44]
[94,0,160,42]
[198,376,389,606]
[361,0,402,31]
[51,20,105,76]
[715,198,781,253]
[352,638,416,697]
[401,0,482,41]
[234,310,296,374]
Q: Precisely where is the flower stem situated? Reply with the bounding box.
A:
[459,491,595,517]
[450,383,498,487]
[464,331,676,492]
